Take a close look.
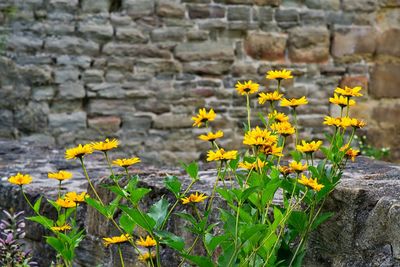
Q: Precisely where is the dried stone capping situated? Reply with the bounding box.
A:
[1,140,400,266]
[0,0,399,165]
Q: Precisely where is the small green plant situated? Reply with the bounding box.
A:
[354,135,390,160]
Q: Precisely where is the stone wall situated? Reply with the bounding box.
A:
[0,0,399,165]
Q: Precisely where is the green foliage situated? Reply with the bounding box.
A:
[354,135,390,160]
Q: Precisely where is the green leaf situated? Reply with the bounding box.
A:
[47,199,60,212]
[46,236,64,254]
[27,216,53,229]
[102,184,127,198]
[182,254,215,267]
[86,197,109,217]
[205,234,228,252]
[33,196,43,213]
[229,157,240,171]
[154,230,185,251]
[216,188,234,204]
[311,212,334,230]
[164,175,181,197]
[258,112,268,127]
[129,188,151,204]
[119,214,136,234]
[182,162,199,180]
[241,224,268,241]
[239,186,259,202]
[175,212,197,225]
[120,205,156,232]
[148,198,169,229]
[217,243,235,266]
[288,211,308,233]
[291,150,302,162]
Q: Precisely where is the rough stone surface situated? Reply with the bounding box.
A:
[0,0,399,164]
[1,141,400,266]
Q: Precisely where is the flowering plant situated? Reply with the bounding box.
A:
[7,69,365,266]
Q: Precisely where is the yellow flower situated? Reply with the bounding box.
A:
[350,118,366,129]
[181,192,208,204]
[298,174,324,192]
[289,161,308,173]
[278,166,293,176]
[238,158,266,171]
[235,80,260,95]
[192,108,216,127]
[345,148,360,162]
[243,127,277,147]
[335,86,363,97]
[329,93,356,107]
[260,144,284,157]
[55,198,76,208]
[65,192,89,203]
[65,144,93,160]
[48,170,73,181]
[136,236,156,247]
[258,91,283,105]
[297,140,323,154]
[323,116,342,128]
[51,224,71,232]
[8,173,32,186]
[199,130,224,142]
[339,117,352,128]
[268,110,289,123]
[91,138,119,152]
[280,96,308,108]
[112,157,141,168]
[207,148,238,161]
[138,252,156,262]
[270,122,295,137]
[103,234,131,247]
[266,69,293,80]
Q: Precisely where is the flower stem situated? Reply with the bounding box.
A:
[79,157,103,205]
[118,245,125,267]
[292,108,299,146]
[246,94,251,131]
[104,152,115,178]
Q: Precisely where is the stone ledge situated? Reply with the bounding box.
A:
[1,140,400,266]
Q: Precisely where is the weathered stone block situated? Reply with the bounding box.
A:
[54,68,80,84]
[7,35,43,53]
[227,6,251,21]
[123,0,155,18]
[81,0,109,12]
[88,99,136,116]
[244,31,287,60]
[342,0,378,12]
[188,4,225,19]
[121,115,153,133]
[88,116,121,132]
[58,83,86,100]
[380,0,400,7]
[332,27,377,59]
[372,104,400,128]
[49,0,79,11]
[48,112,87,134]
[115,27,148,42]
[370,64,400,98]
[156,0,185,18]
[151,27,185,42]
[175,42,234,62]
[153,113,193,129]
[288,26,329,63]
[18,65,53,85]
[15,102,49,133]
[183,61,232,75]
[305,0,340,10]
[253,7,273,22]
[0,110,14,137]
[57,55,92,69]
[78,22,114,40]
[340,76,368,93]
[46,36,99,56]
[103,43,171,58]
[82,69,104,83]
[275,9,299,28]
[376,28,400,58]
[300,10,326,25]
[254,0,281,6]
[32,86,55,101]
[187,30,209,41]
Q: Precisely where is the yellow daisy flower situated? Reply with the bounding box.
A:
[65,192,89,203]
[280,96,308,108]
[243,127,277,147]
[235,80,260,95]
[350,118,366,129]
[329,93,356,107]
[103,234,131,247]
[48,170,73,181]
[260,144,284,157]
[91,138,119,152]
[207,148,238,161]
[289,161,308,173]
[51,224,72,232]
[266,69,293,80]
[298,174,324,192]
[238,158,266,171]
[334,86,363,97]
[138,252,156,262]
[344,148,360,162]
[258,91,283,105]
[278,165,294,176]
[136,236,156,247]
[181,192,208,205]
[8,173,32,186]
[340,117,352,128]
[192,108,216,127]
[199,130,224,142]
[112,157,141,168]
[65,144,93,160]
[268,110,289,123]
[270,122,295,137]
[296,140,323,154]
[323,116,342,128]
[55,198,77,208]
